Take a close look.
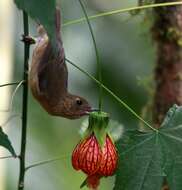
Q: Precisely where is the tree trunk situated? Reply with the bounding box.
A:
[152,0,182,128]
[152,0,182,189]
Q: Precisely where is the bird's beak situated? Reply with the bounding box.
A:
[91,108,99,112]
[85,108,99,115]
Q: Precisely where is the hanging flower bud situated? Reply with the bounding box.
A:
[72,112,118,190]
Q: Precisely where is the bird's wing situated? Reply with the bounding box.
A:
[37,42,68,104]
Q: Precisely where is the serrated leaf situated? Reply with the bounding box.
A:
[114,130,164,190]
[114,105,182,190]
[0,127,16,156]
[159,105,182,190]
[14,0,56,45]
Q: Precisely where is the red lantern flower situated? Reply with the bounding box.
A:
[72,134,102,175]
[72,133,118,189]
[98,135,118,176]
[72,112,118,189]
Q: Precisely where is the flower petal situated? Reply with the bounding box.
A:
[72,134,102,175]
[99,135,118,176]
[86,174,101,190]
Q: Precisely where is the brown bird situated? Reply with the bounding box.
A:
[28,8,91,119]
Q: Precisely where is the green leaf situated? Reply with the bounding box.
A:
[0,127,16,156]
[159,105,182,190]
[14,0,56,45]
[161,104,181,129]
[80,178,87,189]
[114,105,182,190]
[114,130,164,190]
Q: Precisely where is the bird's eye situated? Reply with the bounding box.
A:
[76,98,82,105]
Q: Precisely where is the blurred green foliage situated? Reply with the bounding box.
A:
[5,0,155,189]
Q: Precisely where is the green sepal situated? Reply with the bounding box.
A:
[88,111,110,148]
[80,178,87,189]
[80,118,124,142]
[80,121,93,140]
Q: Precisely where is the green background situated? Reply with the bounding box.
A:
[5,0,155,189]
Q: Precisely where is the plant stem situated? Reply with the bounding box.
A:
[0,155,17,160]
[78,0,103,112]
[18,11,30,190]
[0,82,23,88]
[63,2,182,27]
[66,58,158,132]
[10,80,25,111]
[152,1,182,188]
[152,0,182,128]
[25,154,70,172]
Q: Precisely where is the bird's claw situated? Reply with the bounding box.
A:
[21,35,36,45]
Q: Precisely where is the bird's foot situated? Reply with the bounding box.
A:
[21,35,36,45]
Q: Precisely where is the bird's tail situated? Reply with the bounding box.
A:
[55,8,61,38]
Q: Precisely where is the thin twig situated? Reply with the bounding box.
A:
[18,11,30,190]
[25,154,70,172]
[0,155,17,160]
[0,114,21,127]
[0,80,25,113]
[78,0,103,112]
[66,58,158,132]
[10,80,25,110]
[63,1,182,27]
[0,82,22,88]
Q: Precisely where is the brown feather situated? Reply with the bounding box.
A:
[29,8,91,119]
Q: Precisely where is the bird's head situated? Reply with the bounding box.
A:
[60,94,92,119]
